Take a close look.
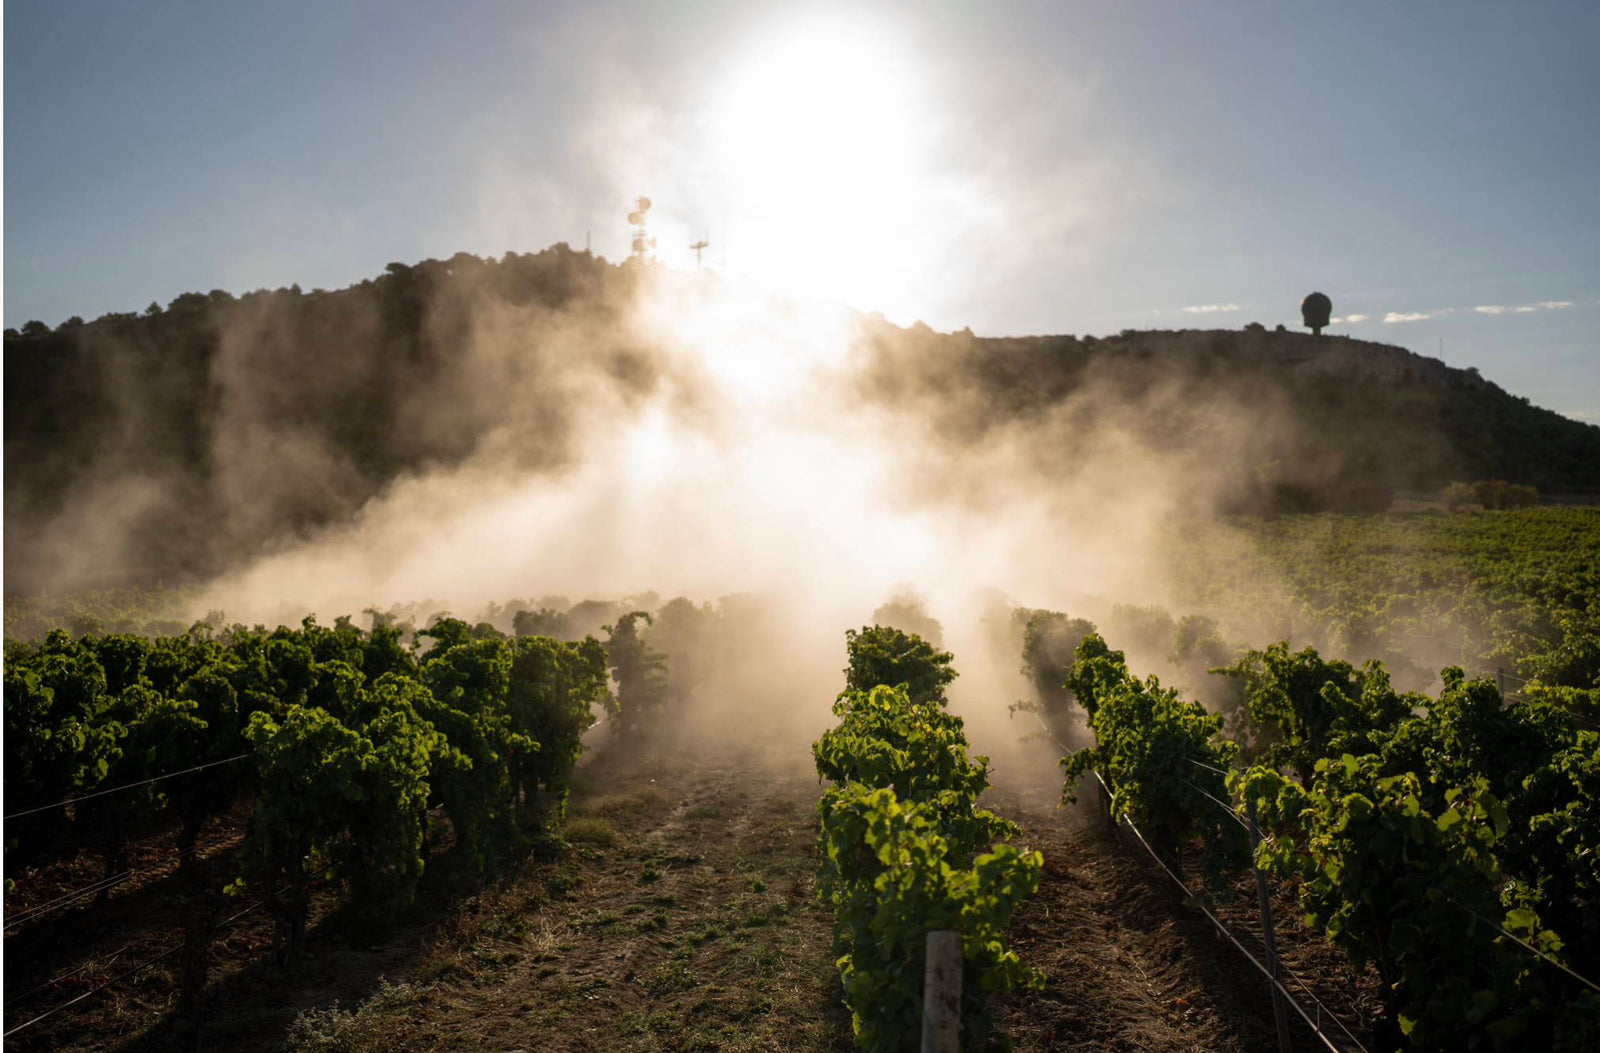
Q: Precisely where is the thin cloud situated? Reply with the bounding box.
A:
[1181,303,1240,314]
[1384,311,1431,323]
[1344,313,1368,323]
[1475,300,1572,315]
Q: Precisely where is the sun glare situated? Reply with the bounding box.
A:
[702,14,943,320]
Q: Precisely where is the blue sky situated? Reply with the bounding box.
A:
[6,0,1598,419]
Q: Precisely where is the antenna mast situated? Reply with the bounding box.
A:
[689,233,709,269]
[627,197,656,263]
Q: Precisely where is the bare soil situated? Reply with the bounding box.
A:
[987,782,1383,1052]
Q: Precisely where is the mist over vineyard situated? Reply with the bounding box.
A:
[10,249,1599,737]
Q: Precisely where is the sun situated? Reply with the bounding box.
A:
[700,12,944,320]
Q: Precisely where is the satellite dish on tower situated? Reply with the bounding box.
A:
[628,197,654,263]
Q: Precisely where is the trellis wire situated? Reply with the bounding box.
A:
[1094,771,1371,1053]
[4,753,251,821]
[2,895,270,1038]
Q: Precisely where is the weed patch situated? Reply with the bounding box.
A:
[563,816,620,846]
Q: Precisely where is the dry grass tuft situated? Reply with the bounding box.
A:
[562,816,621,846]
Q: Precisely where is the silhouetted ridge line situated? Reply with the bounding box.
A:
[6,245,1598,596]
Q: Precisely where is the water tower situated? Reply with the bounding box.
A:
[1302,292,1332,336]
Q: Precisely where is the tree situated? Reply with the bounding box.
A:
[167,292,209,313]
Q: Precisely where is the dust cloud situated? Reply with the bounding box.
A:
[168,260,1297,777]
[3,4,1312,771]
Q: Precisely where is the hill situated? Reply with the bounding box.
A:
[4,246,648,595]
[854,321,1600,513]
[6,246,1599,595]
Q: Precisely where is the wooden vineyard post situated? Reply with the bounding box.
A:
[922,929,962,1053]
[1245,796,1292,1053]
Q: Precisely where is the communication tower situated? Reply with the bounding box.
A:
[689,234,709,269]
[628,196,656,263]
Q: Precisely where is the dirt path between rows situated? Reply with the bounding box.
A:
[165,743,861,1053]
[12,734,1378,1052]
[989,782,1379,1052]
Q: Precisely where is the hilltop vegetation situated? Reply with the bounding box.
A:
[7,245,1600,594]
[857,322,1600,512]
[3,245,646,595]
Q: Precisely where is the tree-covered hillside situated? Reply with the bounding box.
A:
[7,246,1599,595]
[856,322,1600,514]
[4,246,651,595]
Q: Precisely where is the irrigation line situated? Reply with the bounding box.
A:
[1180,777,1253,832]
[1025,712,1072,756]
[2,893,272,1038]
[5,823,249,932]
[1187,757,1233,778]
[1112,789,1365,1053]
[1029,712,1366,1049]
[1285,965,1337,1041]
[1440,892,1600,996]
[1174,698,1600,1010]
[3,870,133,928]
[1093,771,1370,1053]
[1551,706,1600,734]
[1481,668,1598,725]
[1491,680,1600,734]
[4,753,252,821]
[3,944,133,1009]
[1168,772,1372,1052]
[210,898,271,939]
[2,940,185,1037]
